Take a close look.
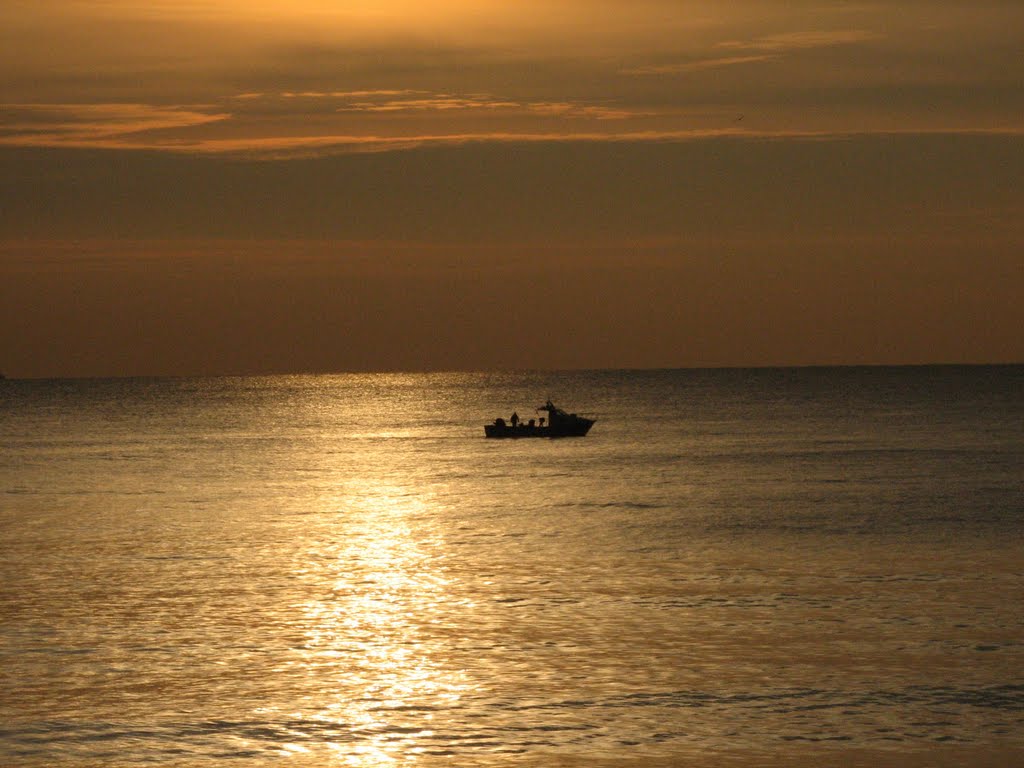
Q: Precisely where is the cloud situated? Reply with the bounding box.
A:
[716,29,883,52]
[231,90,637,119]
[194,128,1024,161]
[624,29,881,76]
[623,55,775,76]
[0,103,227,147]
[277,90,423,100]
[330,92,637,120]
[335,94,520,113]
[129,128,762,160]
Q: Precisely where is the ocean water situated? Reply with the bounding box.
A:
[1,367,1022,767]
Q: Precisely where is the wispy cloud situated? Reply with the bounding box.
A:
[624,29,882,76]
[178,128,1024,161]
[153,128,762,159]
[623,55,775,76]
[336,94,520,113]
[716,29,883,53]
[278,90,424,100]
[232,90,638,120]
[335,93,636,120]
[0,103,227,146]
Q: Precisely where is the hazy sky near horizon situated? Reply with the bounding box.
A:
[2,1,1023,376]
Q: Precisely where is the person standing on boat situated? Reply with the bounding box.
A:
[510,411,519,428]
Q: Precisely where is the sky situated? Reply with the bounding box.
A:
[1,1,1022,376]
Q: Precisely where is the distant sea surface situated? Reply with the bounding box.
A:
[2,368,1022,767]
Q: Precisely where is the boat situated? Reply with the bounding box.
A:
[485,400,595,438]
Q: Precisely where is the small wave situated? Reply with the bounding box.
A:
[593,501,666,510]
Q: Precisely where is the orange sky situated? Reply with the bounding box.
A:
[1,1,1022,376]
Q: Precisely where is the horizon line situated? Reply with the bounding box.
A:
[5,361,1022,382]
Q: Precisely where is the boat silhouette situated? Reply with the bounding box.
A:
[485,400,595,438]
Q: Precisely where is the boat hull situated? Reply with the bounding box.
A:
[484,419,594,438]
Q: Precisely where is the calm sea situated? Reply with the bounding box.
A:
[1,368,1022,767]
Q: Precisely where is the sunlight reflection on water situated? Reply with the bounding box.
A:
[294,481,469,765]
